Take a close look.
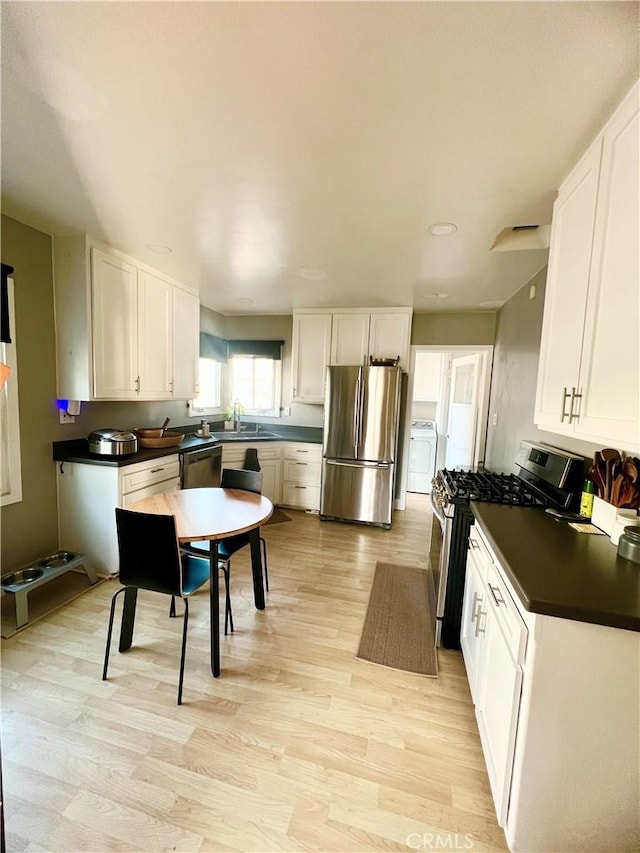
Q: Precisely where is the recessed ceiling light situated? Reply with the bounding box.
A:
[297,266,328,281]
[428,222,458,237]
[146,243,172,254]
[423,292,450,300]
[238,297,253,304]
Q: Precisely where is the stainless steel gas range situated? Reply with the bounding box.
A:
[428,440,585,648]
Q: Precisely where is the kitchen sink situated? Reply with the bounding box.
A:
[211,430,281,441]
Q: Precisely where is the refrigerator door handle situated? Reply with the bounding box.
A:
[326,459,390,469]
[353,374,360,452]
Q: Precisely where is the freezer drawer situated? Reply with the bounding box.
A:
[320,459,394,527]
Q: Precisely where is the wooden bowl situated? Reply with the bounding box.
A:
[137,433,185,449]
[134,428,164,438]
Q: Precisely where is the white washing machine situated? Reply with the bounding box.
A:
[407,420,438,494]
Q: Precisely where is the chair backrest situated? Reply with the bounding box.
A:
[221,467,262,495]
[115,508,183,596]
[243,447,261,472]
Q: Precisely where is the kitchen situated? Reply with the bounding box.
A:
[1,2,639,852]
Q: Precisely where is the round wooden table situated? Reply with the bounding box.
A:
[126,487,273,677]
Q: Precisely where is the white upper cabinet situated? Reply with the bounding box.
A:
[330,308,412,367]
[137,268,173,400]
[54,235,200,401]
[291,313,332,403]
[292,307,412,405]
[535,81,639,452]
[330,313,371,365]
[171,286,200,400]
[91,249,139,399]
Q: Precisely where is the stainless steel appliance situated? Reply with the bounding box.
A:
[180,444,222,489]
[429,440,585,648]
[320,364,401,528]
[407,420,437,494]
[88,428,137,456]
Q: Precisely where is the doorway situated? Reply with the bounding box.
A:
[396,345,493,508]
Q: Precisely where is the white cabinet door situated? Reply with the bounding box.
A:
[534,142,601,432]
[413,352,443,401]
[259,459,280,505]
[172,287,200,400]
[576,92,639,448]
[330,313,370,365]
[91,248,139,399]
[460,547,487,704]
[138,269,172,400]
[369,312,411,368]
[291,313,332,403]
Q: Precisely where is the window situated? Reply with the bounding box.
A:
[230,356,281,416]
[190,357,226,416]
[1,276,22,506]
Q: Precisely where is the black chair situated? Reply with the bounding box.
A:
[181,468,269,634]
[103,508,210,705]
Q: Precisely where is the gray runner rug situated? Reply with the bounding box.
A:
[356,562,438,677]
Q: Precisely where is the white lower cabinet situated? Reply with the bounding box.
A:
[462,526,526,828]
[463,519,640,852]
[57,456,180,575]
[220,443,282,505]
[281,444,322,511]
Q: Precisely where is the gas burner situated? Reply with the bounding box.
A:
[438,469,547,507]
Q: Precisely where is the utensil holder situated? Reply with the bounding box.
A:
[591,496,639,544]
[591,496,617,537]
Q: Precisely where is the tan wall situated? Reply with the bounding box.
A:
[411,311,496,346]
[1,216,61,571]
[485,267,602,471]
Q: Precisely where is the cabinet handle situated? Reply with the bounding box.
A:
[295,450,309,454]
[294,486,306,490]
[292,386,297,397]
[471,591,482,623]
[135,375,141,393]
[475,605,487,637]
[560,386,571,422]
[569,387,582,423]
[295,462,308,466]
[488,583,505,607]
[469,537,479,550]
[150,467,165,473]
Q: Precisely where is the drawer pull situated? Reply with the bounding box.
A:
[488,583,505,607]
[475,605,487,637]
[469,537,479,550]
[295,462,308,466]
[471,591,482,623]
[294,486,306,490]
[150,467,165,474]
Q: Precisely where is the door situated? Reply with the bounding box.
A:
[534,142,601,431]
[323,365,361,459]
[358,366,401,462]
[91,248,139,399]
[320,459,394,525]
[172,287,200,399]
[138,270,172,400]
[445,354,482,468]
[291,313,332,403]
[330,313,370,365]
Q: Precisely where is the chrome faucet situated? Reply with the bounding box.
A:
[233,401,241,432]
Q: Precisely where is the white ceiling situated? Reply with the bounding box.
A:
[2,2,638,316]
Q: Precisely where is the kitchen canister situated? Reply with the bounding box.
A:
[617,525,640,564]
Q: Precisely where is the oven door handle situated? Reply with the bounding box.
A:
[429,489,446,526]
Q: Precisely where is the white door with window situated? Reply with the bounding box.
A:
[445,353,482,468]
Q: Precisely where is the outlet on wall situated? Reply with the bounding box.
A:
[59,410,76,424]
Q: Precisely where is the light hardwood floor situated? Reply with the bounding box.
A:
[1,494,507,852]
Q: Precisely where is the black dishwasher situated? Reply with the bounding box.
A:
[180,445,222,489]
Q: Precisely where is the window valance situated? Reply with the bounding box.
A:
[1,263,15,344]
[199,333,228,363]
[226,340,285,360]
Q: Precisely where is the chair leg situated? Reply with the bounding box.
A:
[103,587,127,681]
[169,596,176,618]
[177,597,189,705]
[260,536,269,592]
[222,565,234,635]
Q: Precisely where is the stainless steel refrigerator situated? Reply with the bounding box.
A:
[320,364,402,528]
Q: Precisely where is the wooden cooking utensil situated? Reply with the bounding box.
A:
[600,448,621,462]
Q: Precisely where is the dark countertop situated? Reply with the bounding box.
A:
[471,502,640,632]
[52,424,323,468]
